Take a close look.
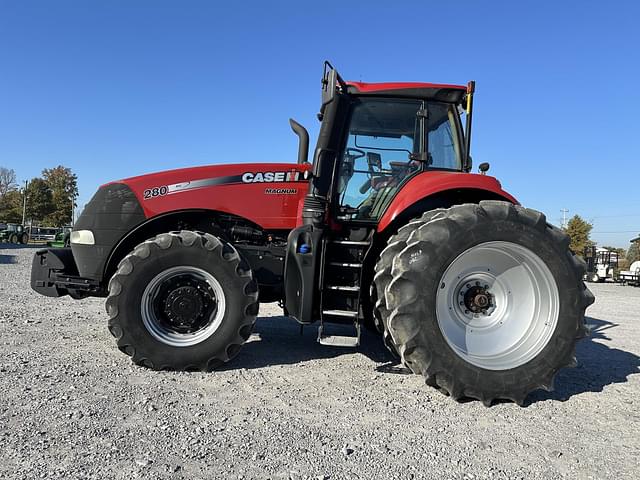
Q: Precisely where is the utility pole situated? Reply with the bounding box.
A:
[560,208,569,229]
[21,180,28,226]
[71,196,76,227]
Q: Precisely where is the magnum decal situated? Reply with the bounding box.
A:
[264,188,298,195]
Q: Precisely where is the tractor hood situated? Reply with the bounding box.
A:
[70,162,310,281]
[107,162,311,230]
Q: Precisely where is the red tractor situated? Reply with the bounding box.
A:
[31,63,593,405]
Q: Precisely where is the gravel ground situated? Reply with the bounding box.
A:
[1,244,639,480]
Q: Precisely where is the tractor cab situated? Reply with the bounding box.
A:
[334,96,465,222]
[284,63,473,345]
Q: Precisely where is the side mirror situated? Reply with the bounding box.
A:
[321,66,337,106]
[478,162,490,175]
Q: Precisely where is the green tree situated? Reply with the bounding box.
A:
[628,240,640,265]
[0,190,23,223]
[0,167,18,199]
[42,166,78,226]
[564,215,593,254]
[25,178,54,223]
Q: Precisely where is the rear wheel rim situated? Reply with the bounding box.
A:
[436,241,559,371]
[141,266,226,347]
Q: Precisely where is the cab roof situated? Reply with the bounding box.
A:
[345,81,467,103]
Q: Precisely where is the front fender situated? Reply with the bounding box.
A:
[377,171,518,232]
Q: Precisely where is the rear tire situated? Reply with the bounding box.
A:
[19,233,28,244]
[9,233,18,244]
[372,209,446,357]
[384,201,594,406]
[106,231,259,371]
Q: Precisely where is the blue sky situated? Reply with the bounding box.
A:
[1,0,638,247]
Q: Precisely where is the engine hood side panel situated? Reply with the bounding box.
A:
[115,163,310,230]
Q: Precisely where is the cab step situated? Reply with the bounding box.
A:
[329,240,370,246]
[318,335,360,347]
[317,323,361,347]
[328,262,362,268]
[325,285,360,292]
[322,309,358,318]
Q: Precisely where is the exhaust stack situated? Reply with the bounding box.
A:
[289,119,309,165]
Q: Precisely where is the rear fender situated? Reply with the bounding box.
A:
[377,173,518,233]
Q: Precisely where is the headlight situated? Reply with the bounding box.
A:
[70,230,95,245]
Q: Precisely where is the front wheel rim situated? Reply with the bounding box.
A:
[436,241,560,371]
[141,266,226,347]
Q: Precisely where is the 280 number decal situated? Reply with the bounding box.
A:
[143,186,168,200]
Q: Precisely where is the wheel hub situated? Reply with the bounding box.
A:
[158,277,217,334]
[164,286,205,329]
[460,282,494,315]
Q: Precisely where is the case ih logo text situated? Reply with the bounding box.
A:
[242,171,300,183]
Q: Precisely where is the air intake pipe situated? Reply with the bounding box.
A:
[230,225,264,242]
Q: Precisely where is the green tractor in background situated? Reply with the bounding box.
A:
[46,226,72,248]
[0,223,29,244]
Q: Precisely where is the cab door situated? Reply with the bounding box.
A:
[332,97,424,223]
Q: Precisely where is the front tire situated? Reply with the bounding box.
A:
[106,231,259,371]
[384,201,594,405]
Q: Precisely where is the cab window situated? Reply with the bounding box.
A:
[336,98,462,221]
[428,103,463,170]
